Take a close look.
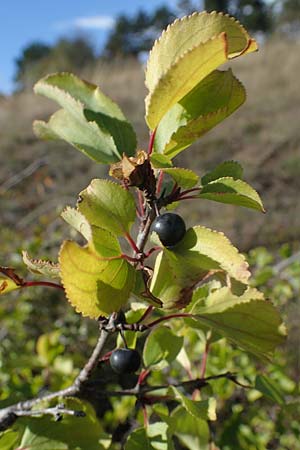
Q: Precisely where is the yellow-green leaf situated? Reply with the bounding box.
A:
[170,387,217,421]
[150,226,250,309]
[189,287,286,359]
[34,72,136,163]
[201,160,243,184]
[0,278,21,295]
[22,251,60,279]
[59,241,135,318]
[154,70,246,157]
[78,179,136,236]
[145,12,257,129]
[161,167,199,189]
[61,206,92,241]
[198,177,265,212]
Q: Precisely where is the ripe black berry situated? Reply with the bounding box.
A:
[152,213,186,247]
[110,348,141,374]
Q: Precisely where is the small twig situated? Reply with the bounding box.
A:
[147,313,193,328]
[23,280,64,291]
[0,158,47,193]
[273,251,300,274]
[136,306,154,324]
[14,404,86,420]
[0,316,114,431]
[200,339,210,379]
[156,171,164,196]
[148,129,157,156]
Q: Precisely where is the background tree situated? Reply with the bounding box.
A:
[104,7,176,58]
[14,37,95,91]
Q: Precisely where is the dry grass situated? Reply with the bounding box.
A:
[0,37,299,251]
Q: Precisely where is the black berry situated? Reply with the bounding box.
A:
[152,213,186,247]
[110,348,141,374]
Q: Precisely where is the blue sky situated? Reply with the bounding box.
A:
[0,0,177,94]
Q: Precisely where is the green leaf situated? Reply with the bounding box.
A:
[198,177,265,212]
[170,406,210,450]
[255,375,286,405]
[0,428,22,450]
[150,226,250,309]
[150,153,173,168]
[170,387,217,421]
[161,168,199,189]
[190,287,286,359]
[61,206,122,258]
[154,70,246,158]
[22,251,60,279]
[125,423,173,450]
[59,240,135,318]
[143,326,184,368]
[201,160,243,184]
[78,179,136,236]
[0,278,21,295]
[34,72,136,164]
[125,428,151,450]
[145,12,257,129]
[61,207,92,241]
[18,398,106,450]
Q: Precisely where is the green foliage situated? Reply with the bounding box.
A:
[1,10,296,450]
[34,73,136,164]
[15,38,95,91]
[104,7,176,58]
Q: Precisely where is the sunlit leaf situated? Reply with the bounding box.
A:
[198,177,265,212]
[150,153,173,168]
[78,179,136,236]
[18,398,106,450]
[255,375,286,405]
[170,406,210,450]
[61,207,91,241]
[154,70,246,157]
[201,160,243,184]
[125,423,173,450]
[150,226,250,309]
[22,251,60,279]
[143,326,184,368]
[0,278,21,295]
[34,72,136,163]
[59,240,135,318]
[160,167,199,189]
[189,287,286,359]
[170,387,217,421]
[145,12,257,129]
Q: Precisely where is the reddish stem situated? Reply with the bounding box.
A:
[137,190,145,218]
[147,313,193,328]
[144,246,161,259]
[137,306,154,324]
[22,281,64,291]
[125,232,140,254]
[177,195,199,201]
[99,351,113,362]
[138,369,151,385]
[156,171,164,196]
[200,340,210,379]
[98,254,139,264]
[142,403,149,427]
[179,187,201,197]
[148,128,157,156]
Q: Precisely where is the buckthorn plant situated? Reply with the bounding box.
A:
[0,11,288,450]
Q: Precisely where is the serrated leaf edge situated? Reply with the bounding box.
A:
[146,10,256,89]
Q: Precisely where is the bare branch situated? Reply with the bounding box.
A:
[0,315,114,431]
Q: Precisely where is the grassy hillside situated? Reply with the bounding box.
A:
[0,38,299,255]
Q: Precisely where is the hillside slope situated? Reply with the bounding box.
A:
[0,39,299,252]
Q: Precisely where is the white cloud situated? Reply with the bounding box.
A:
[55,15,115,31]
